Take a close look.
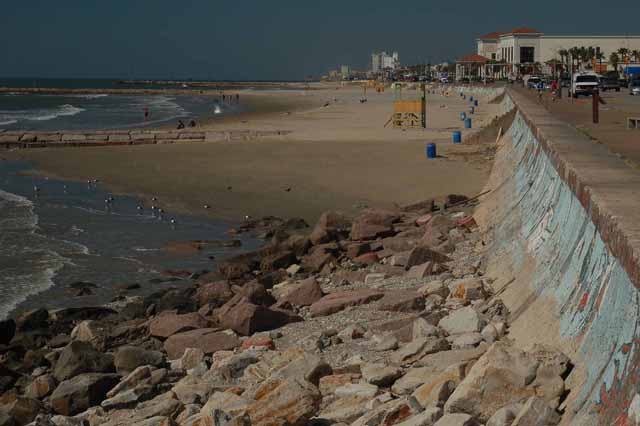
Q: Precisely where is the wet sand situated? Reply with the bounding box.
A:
[6,83,503,223]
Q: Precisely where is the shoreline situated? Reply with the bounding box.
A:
[4,84,501,224]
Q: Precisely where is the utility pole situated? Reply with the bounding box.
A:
[421,83,427,129]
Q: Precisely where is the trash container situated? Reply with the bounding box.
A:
[426,143,437,159]
[464,118,472,129]
[453,131,462,144]
[474,100,479,107]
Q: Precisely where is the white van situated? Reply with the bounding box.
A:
[572,72,599,98]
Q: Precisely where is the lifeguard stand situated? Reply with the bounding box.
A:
[386,84,427,129]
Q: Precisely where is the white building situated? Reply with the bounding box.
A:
[371,51,399,74]
[472,28,640,76]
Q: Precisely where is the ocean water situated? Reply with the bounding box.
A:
[0,92,241,131]
[0,160,258,319]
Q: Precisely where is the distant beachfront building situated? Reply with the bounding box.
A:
[371,51,399,74]
[340,65,352,78]
[456,28,640,80]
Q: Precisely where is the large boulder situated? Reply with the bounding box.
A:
[310,289,385,317]
[280,278,324,307]
[260,251,297,272]
[438,307,483,335]
[194,281,234,307]
[114,346,164,374]
[406,246,451,269]
[247,377,321,426]
[350,209,400,241]
[0,396,43,426]
[0,319,16,345]
[233,282,275,306]
[50,373,120,416]
[164,328,241,359]
[25,374,57,399]
[219,299,301,336]
[148,312,209,339]
[53,341,114,381]
[378,291,425,312]
[218,253,258,280]
[16,309,49,332]
[511,397,561,426]
[309,211,352,245]
[444,342,541,422]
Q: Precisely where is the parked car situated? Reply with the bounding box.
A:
[572,72,599,97]
[630,80,640,96]
[526,76,543,89]
[600,77,621,92]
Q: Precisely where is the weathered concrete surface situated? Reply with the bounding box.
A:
[476,88,640,425]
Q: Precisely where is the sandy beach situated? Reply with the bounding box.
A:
[5,83,503,223]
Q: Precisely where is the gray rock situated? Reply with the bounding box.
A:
[450,333,482,349]
[413,318,441,340]
[114,346,164,375]
[391,337,450,365]
[438,307,482,335]
[362,363,403,387]
[334,383,379,399]
[53,341,114,381]
[101,385,153,410]
[444,342,540,422]
[372,334,399,352]
[511,397,560,426]
[218,351,259,380]
[487,404,523,426]
[396,407,443,425]
[434,413,477,426]
[50,373,120,416]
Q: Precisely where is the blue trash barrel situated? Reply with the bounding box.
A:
[453,131,462,144]
[464,118,472,129]
[470,106,475,114]
[474,100,479,107]
[460,112,467,121]
[426,143,437,159]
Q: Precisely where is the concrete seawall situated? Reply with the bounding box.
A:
[0,129,290,149]
[477,88,640,425]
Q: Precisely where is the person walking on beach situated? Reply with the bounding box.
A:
[144,107,149,122]
[189,119,196,128]
[550,80,559,102]
[236,93,240,103]
[177,120,185,129]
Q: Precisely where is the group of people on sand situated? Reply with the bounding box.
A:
[220,92,240,104]
[176,119,197,129]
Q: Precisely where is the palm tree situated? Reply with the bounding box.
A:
[596,51,605,69]
[569,47,581,71]
[610,52,620,72]
[618,48,630,64]
[558,49,569,71]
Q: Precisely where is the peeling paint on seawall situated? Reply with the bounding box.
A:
[478,90,640,425]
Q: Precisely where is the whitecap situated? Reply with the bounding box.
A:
[27,104,85,121]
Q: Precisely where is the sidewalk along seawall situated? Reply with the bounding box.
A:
[476,88,640,425]
[0,129,292,148]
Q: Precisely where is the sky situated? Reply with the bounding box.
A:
[2,0,640,81]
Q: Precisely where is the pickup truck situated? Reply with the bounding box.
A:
[600,77,621,92]
[572,73,599,98]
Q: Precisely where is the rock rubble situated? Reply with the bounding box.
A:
[0,195,574,426]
